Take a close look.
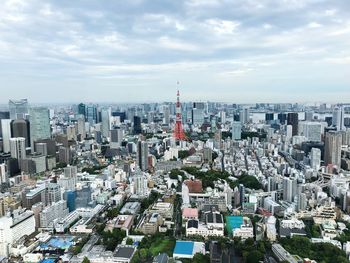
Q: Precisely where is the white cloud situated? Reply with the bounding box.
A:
[205,19,240,34]
[158,36,198,51]
[307,22,322,28]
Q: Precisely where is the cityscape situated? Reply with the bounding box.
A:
[1,1,350,263]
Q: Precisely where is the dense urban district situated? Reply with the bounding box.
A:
[0,94,350,263]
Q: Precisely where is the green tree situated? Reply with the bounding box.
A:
[82,257,90,263]
[126,238,133,245]
[192,253,210,263]
[245,250,264,263]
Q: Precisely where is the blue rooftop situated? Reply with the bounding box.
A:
[226,216,243,235]
[173,241,194,255]
[40,259,55,263]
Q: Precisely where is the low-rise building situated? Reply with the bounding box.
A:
[232,217,254,239]
[120,202,141,215]
[149,202,173,219]
[186,212,224,238]
[136,213,163,235]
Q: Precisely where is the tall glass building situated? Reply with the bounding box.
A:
[8,99,29,120]
[29,107,51,150]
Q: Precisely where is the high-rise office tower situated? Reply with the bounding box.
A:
[78,103,86,117]
[133,116,142,134]
[163,105,170,126]
[192,102,205,126]
[137,140,148,171]
[133,170,147,196]
[305,111,314,121]
[9,137,26,160]
[0,111,10,138]
[101,108,111,138]
[296,193,307,212]
[1,119,11,153]
[86,104,97,125]
[310,148,321,170]
[239,184,245,207]
[11,119,30,147]
[66,125,76,141]
[298,122,322,142]
[112,111,126,123]
[265,113,274,123]
[0,163,8,185]
[332,106,344,131]
[29,107,51,150]
[76,116,86,140]
[219,111,226,123]
[277,113,287,125]
[232,122,242,140]
[287,112,298,136]
[8,99,29,120]
[240,107,250,124]
[214,130,222,150]
[324,131,342,168]
[283,177,297,202]
[110,128,123,149]
[286,125,293,142]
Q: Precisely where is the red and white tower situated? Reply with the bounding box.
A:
[173,90,186,141]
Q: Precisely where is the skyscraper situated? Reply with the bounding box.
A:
[240,107,250,124]
[332,106,344,131]
[110,128,123,149]
[137,139,148,171]
[29,107,51,150]
[324,131,342,168]
[0,111,10,138]
[78,103,86,117]
[11,119,30,147]
[9,137,26,160]
[283,177,297,202]
[76,116,86,140]
[86,104,97,125]
[163,105,170,125]
[298,122,322,142]
[265,113,274,123]
[192,102,205,125]
[232,121,242,140]
[8,99,28,120]
[287,112,298,136]
[310,148,321,170]
[1,119,11,153]
[277,113,287,125]
[101,108,111,138]
[133,116,142,134]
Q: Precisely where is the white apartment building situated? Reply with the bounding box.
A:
[0,210,35,257]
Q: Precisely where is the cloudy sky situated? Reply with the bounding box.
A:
[0,0,349,103]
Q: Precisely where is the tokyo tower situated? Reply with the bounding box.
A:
[173,89,186,141]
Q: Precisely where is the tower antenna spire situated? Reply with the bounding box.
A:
[173,82,186,141]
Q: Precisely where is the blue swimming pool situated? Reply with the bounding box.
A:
[173,241,194,256]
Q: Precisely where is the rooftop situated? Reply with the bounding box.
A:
[173,241,194,256]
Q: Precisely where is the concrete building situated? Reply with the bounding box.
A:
[232,217,254,239]
[0,209,35,257]
[8,99,28,120]
[9,137,26,160]
[39,200,69,229]
[325,131,342,168]
[29,107,51,151]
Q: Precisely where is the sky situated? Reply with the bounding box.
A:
[0,0,349,103]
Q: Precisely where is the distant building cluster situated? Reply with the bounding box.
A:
[0,98,349,262]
